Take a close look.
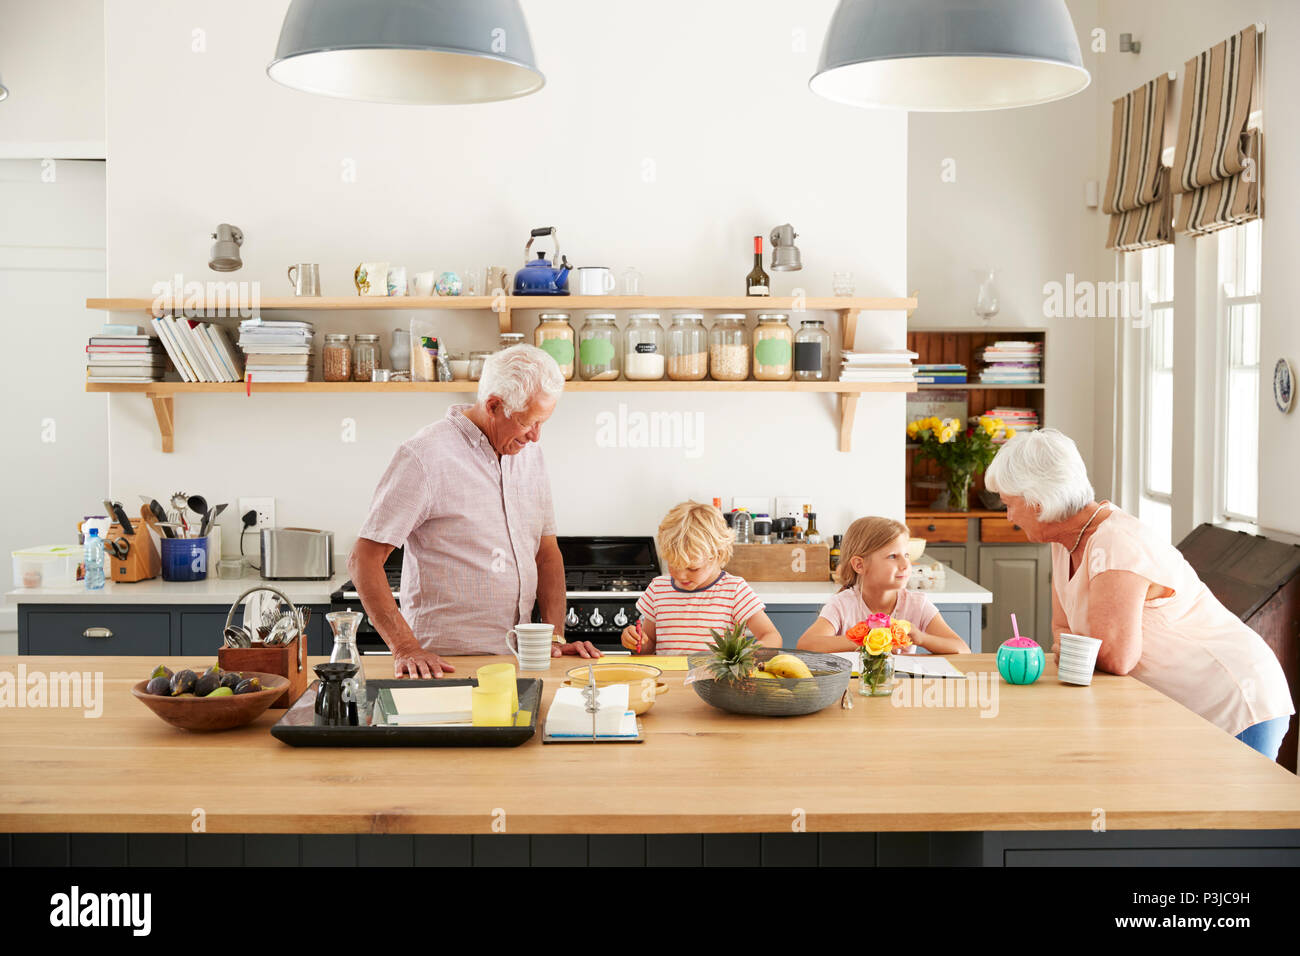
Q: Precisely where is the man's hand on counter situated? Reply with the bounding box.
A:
[392,641,457,678]
[553,639,602,658]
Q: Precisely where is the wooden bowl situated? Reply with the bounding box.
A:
[131,671,290,731]
[563,662,668,715]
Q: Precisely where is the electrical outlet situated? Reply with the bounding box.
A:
[239,497,276,531]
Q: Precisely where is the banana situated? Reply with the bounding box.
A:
[764,654,813,679]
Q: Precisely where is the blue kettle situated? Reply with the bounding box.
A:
[513,226,571,295]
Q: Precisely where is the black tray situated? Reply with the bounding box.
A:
[270,678,542,747]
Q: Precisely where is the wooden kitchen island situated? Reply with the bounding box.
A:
[2,654,1298,867]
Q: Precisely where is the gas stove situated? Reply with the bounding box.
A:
[330,536,661,653]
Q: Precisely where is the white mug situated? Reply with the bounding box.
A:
[574,266,616,296]
[387,265,408,296]
[409,270,436,297]
[506,624,554,672]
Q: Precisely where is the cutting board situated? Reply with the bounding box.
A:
[725,543,830,582]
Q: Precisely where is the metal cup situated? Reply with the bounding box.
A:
[288,263,321,296]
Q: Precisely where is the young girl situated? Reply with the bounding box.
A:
[797,516,969,654]
[621,501,783,655]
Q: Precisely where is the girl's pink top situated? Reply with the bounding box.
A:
[1054,504,1293,736]
[819,586,940,653]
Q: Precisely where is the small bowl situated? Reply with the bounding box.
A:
[132,671,289,731]
[906,537,927,562]
[563,662,668,715]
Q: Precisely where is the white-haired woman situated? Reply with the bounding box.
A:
[351,345,600,678]
[985,428,1293,760]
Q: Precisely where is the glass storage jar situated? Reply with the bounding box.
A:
[578,312,620,380]
[708,313,750,381]
[752,313,794,381]
[468,350,492,381]
[666,312,708,381]
[534,312,575,380]
[352,333,380,382]
[323,333,352,382]
[793,318,832,382]
[623,312,665,380]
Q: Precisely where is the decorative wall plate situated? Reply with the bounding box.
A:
[1275,358,1295,414]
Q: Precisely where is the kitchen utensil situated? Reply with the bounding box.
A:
[223,625,253,648]
[102,500,135,536]
[288,263,321,296]
[132,671,289,732]
[105,536,131,561]
[220,585,308,708]
[187,495,208,523]
[513,226,571,295]
[149,500,173,538]
[200,502,227,539]
[266,614,296,647]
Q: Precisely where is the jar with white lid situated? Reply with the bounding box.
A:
[793,318,832,381]
[534,312,575,380]
[323,333,352,382]
[578,312,620,380]
[623,312,665,380]
[753,313,793,381]
[666,313,708,381]
[708,313,750,381]
[352,333,380,382]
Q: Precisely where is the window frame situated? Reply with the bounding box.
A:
[1138,244,1175,507]
[1214,219,1263,525]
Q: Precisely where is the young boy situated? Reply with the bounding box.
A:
[621,501,783,655]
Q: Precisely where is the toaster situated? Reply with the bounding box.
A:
[260,528,334,580]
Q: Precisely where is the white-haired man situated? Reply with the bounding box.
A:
[350,345,600,677]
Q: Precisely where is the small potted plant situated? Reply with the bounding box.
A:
[847,613,912,696]
[906,415,1015,511]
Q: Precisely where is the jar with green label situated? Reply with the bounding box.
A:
[753,313,793,381]
[578,312,620,380]
[624,312,665,380]
[534,312,575,380]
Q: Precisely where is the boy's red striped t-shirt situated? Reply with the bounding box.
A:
[635,572,765,656]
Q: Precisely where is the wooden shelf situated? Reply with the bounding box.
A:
[87,293,918,454]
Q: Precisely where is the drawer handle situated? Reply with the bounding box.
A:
[83,627,113,639]
[927,524,937,532]
[1013,524,1021,531]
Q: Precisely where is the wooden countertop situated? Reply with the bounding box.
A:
[2,655,1297,835]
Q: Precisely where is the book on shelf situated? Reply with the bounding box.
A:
[245,352,310,366]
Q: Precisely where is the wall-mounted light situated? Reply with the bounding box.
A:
[209,224,244,272]
[769,224,803,272]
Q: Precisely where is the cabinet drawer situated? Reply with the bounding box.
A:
[907,518,968,543]
[23,610,171,655]
[981,518,1030,543]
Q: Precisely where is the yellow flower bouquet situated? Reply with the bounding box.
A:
[906,415,1015,511]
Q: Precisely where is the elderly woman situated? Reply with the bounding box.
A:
[350,345,600,678]
[985,428,1294,760]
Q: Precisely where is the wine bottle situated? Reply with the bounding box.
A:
[746,235,770,296]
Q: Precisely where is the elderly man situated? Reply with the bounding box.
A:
[349,344,600,677]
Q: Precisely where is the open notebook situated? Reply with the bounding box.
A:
[834,651,965,678]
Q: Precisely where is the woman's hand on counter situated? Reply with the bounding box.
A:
[554,640,602,658]
[392,641,457,679]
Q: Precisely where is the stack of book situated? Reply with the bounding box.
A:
[979,341,1042,384]
[85,326,168,383]
[984,406,1040,441]
[237,319,314,383]
[150,315,243,382]
[838,349,918,384]
[914,363,967,385]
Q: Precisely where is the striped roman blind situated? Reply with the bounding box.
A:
[1171,24,1262,236]
[1103,75,1173,251]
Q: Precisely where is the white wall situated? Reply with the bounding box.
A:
[0,0,105,157]
[99,0,909,555]
[907,0,1103,483]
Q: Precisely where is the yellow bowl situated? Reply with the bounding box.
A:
[563,662,668,715]
[906,537,927,562]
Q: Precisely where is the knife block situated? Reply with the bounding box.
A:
[107,524,160,583]
[218,637,307,709]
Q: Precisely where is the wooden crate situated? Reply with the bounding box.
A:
[218,638,307,709]
[725,543,830,582]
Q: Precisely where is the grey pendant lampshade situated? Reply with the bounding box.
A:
[267,0,544,105]
[810,0,1090,111]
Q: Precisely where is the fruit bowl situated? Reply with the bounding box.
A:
[132,671,289,731]
[686,648,850,717]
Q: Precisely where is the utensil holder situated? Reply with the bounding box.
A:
[218,585,307,708]
[161,536,208,582]
[107,523,160,583]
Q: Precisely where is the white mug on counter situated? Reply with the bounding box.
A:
[574,266,616,296]
[1056,632,1102,685]
[408,270,436,297]
[506,623,554,672]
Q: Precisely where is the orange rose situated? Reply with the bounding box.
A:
[890,619,912,650]
[846,622,870,647]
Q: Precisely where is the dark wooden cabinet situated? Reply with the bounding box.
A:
[1177,525,1300,772]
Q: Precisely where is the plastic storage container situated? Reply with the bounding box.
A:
[12,545,82,588]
